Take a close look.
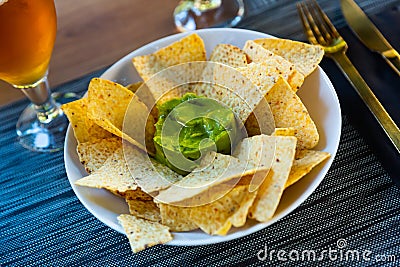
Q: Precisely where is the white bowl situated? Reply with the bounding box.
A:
[64,28,341,246]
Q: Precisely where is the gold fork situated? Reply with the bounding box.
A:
[297,0,400,153]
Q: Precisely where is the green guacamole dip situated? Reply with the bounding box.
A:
[153,93,241,175]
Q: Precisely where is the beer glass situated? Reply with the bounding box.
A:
[0,0,76,152]
[173,0,244,32]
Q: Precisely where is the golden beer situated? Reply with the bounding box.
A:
[0,0,56,86]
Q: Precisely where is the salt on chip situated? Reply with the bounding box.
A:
[243,40,304,91]
[209,43,248,67]
[117,214,172,253]
[132,33,206,82]
[247,135,297,222]
[126,198,161,223]
[266,76,319,149]
[158,204,198,232]
[254,38,324,77]
[77,137,121,173]
[61,98,113,144]
[285,150,330,188]
[189,185,257,235]
[87,78,155,155]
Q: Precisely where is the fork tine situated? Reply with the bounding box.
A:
[297,3,318,45]
[311,0,341,39]
[306,0,333,43]
[298,1,327,45]
[298,0,348,55]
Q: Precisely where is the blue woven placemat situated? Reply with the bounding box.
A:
[1,86,399,266]
[1,1,400,266]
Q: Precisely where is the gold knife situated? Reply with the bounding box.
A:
[341,0,400,75]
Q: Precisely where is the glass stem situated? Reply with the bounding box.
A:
[20,77,61,124]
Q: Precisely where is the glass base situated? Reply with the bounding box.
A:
[16,92,79,152]
[174,0,244,32]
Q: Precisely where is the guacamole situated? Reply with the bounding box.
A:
[153,93,241,175]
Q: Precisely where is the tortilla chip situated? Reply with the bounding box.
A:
[248,135,297,222]
[74,146,138,192]
[134,60,208,108]
[155,152,269,206]
[127,81,157,115]
[125,147,183,194]
[189,185,257,235]
[266,76,319,149]
[77,137,121,173]
[87,78,155,155]
[285,150,330,188]
[126,198,161,223]
[61,98,113,144]
[209,43,248,67]
[128,83,158,121]
[233,134,276,192]
[243,40,304,91]
[254,38,324,77]
[237,60,296,96]
[117,214,172,253]
[227,186,258,228]
[158,204,198,232]
[242,97,276,137]
[132,33,206,82]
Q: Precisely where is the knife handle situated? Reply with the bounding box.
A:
[382,49,400,76]
[332,52,400,153]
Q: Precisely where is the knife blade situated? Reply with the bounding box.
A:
[340,0,400,76]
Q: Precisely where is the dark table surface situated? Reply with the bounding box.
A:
[1,0,400,266]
